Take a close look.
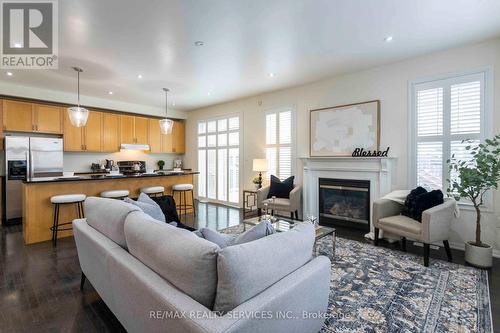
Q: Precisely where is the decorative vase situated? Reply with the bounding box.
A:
[254,183,259,190]
[465,241,493,268]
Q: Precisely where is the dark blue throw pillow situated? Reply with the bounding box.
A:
[401,187,444,222]
[267,175,294,199]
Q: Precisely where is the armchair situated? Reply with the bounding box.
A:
[372,198,456,266]
[257,185,302,220]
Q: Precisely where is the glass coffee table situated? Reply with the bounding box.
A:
[242,216,336,256]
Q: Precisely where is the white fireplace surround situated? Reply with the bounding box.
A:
[301,157,396,238]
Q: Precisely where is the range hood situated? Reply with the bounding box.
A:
[120,143,150,150]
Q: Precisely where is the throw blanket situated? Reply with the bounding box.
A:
[381,190,460,218]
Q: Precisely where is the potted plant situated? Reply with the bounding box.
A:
[447,134,500,268]
[157,160,165,170]
[252,176,261,190]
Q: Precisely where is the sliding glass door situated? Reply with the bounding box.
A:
[198,116,240,205]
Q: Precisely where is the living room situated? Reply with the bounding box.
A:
[0,1,499,332]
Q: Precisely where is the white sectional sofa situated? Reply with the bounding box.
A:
[73,197,331,333]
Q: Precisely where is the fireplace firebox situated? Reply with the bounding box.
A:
[318,178,370,231]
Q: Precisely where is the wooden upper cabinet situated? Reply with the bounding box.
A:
[134,116,149,144]
[172,121,185,153]
[3,100,33,132]
[102,113,120,152]
[63,110,83,151]
[34,104,63,134]
[120,115,135,144]
[148,118,161,153]
[83,111,102,152]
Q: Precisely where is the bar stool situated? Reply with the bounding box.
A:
[140,186,165,197]
[50,194,86,247]
[172,184,196,220]
[100,190,129,199]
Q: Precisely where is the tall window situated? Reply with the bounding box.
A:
[265,109,293,179]
[198,116,240,204]
[411,71,487,191]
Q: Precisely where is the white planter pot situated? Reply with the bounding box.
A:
[465,241,493,268]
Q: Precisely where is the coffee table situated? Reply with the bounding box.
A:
[242,216,336,256]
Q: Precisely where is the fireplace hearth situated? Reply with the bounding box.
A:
[319,178,370,231]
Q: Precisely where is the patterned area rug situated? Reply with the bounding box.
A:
[224,224,493,333]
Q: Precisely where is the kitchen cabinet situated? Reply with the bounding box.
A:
[134,116,149,144]
[148,118,162,153]
[172,120,185,153]
[102,113,120,152]
[3,100,63,134]
[3,100,33,132]
[63,110,102,151]
[119,115,135,144]
[34,104,63,134]
[83,111,102,151]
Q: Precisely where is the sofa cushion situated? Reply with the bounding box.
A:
[198,220,275,248]
[378,215,422,236]
[124,193,166,223]
[214,222,315,313]
[124,211,220,309]
[84,196,141,248]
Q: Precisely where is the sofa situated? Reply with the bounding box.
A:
[73,197,331,333]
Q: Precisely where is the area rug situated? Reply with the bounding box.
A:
[223,224,493,333]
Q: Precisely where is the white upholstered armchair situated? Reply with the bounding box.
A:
[257,185,302,220]
[372,197,456,266]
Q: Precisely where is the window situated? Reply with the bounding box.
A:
[411,71,488,191]
[198,116,240,204]
[265,109,293,179]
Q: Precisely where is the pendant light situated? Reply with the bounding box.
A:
[159,88,174,134]
[67,67,89,127]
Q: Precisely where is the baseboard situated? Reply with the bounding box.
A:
[411,241,500,258]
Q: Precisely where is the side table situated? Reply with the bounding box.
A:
[242,189,258,218]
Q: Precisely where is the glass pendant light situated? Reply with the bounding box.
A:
[67,67,89,127]
[159,88,174,134]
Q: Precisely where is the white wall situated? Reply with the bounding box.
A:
[184,38,500,254]
[64,151,182,173]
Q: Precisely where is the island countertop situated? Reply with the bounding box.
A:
[22,172,197,244]
[23,171,199,184]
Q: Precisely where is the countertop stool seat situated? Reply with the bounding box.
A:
[100,190,129,199]
[140,186,165,197]
[50,194,86,247]
[172,183,195,221]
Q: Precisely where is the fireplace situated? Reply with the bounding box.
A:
[318,178,370,231]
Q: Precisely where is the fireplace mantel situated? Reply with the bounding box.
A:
[300,156,396,239]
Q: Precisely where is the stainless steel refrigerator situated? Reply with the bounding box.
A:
[4,135,63,224]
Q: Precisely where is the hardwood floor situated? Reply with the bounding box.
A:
[0,202,498,332]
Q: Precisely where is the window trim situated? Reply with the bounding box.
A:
[408,67,494,210]
[264,106,296,180]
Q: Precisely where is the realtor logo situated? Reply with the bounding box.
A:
[1,0,58,69]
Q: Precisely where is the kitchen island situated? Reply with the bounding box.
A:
[22,172,198,244]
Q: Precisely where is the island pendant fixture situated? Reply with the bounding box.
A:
[67,67,89,128]
[159,88,174,134]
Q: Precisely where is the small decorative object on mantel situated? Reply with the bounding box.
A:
[447,134,500,268]
[310,100,380,157]
[352,147,390,157]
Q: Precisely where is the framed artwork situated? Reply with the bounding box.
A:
[310,100,380,157]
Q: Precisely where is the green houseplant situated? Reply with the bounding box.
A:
[447,134,500,268]
[157,160,165,170]
[252,176,261,189]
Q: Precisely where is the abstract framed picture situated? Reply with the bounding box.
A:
[310,100,380,157]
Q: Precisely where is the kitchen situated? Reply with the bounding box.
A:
[1,97,195,245]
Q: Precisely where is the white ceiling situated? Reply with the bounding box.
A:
[2,0,500,112]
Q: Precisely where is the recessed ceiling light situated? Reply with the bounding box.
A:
[194,41,204,47]
[13,43,22,48]
[137,74,143,79]
[6,71,13,76]
[384,36,393,42]
[172,102,175,106]
[108,91,113,95]
[268,72,275,77]
[207,92,211,96]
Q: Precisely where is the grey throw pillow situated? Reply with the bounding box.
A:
[124,194,166,223]
[197,220,275,248]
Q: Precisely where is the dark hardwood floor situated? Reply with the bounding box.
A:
[0,202,498,332]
